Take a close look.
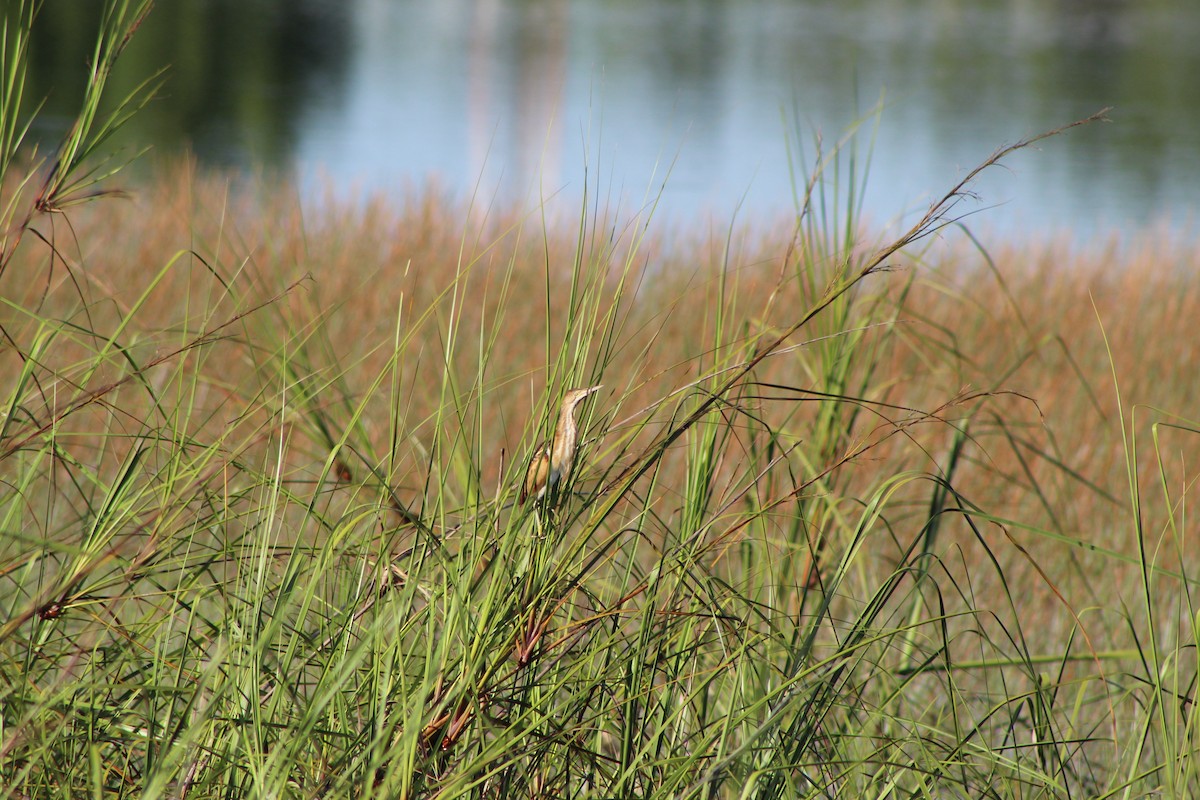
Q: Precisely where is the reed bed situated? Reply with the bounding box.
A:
[1,3,1197,798]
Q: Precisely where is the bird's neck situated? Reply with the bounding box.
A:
[553,408,578,453]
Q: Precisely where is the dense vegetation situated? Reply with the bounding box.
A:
[1,4,1197,798]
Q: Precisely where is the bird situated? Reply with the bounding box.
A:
[519,385,603,506]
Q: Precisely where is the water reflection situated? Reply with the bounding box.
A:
[22,0,1200,240]
[26,0,351,168]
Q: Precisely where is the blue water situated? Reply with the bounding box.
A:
[29,0,1200,244]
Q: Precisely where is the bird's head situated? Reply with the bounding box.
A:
[564,385,603,411]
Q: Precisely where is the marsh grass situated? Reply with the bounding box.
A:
[2,3,1199,798]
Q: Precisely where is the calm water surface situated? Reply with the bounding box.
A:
[26,0,1200,243]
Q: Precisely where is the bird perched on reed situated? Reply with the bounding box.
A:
[519,385,602,506]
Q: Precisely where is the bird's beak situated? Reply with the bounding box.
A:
[585,385,603,395]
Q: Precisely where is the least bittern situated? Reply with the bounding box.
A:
[519,386,602,506]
